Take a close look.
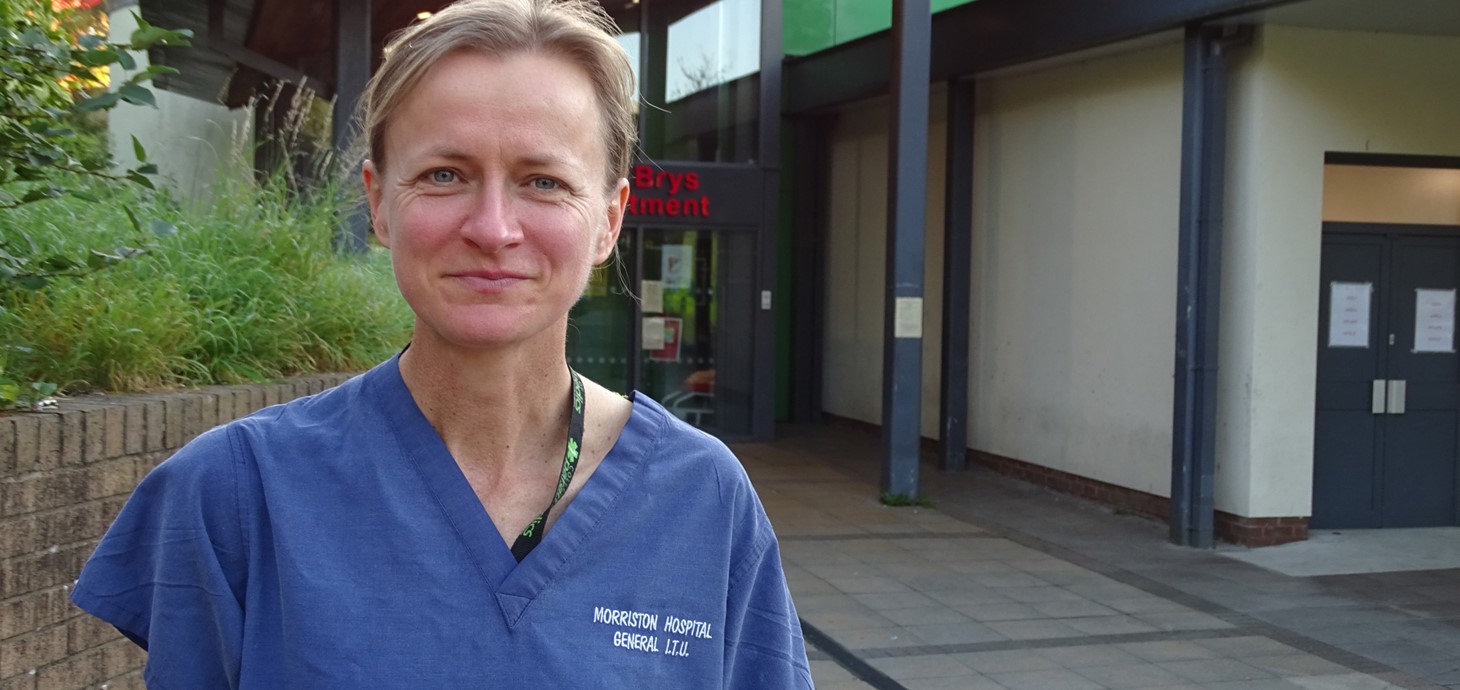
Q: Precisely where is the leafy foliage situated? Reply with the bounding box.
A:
[0,2,407,410]
[0,0,193,407]
[0,0,190,294]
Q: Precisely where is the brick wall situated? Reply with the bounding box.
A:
[1215,513,1310,548]
[0,374,353,690]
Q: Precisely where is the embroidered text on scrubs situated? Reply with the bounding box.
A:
[593,606,660,631]
[613,631,661,653]
[663,615,713,639]
[664,639,690,657]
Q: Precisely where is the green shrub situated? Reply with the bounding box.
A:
[0,1,187,209]
[0,178,413,394]
[0,1,408,400]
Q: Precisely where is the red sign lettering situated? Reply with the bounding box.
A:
[628,164,712,219]
[625,196,712,217]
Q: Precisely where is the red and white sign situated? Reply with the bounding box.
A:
[648,317,682,362]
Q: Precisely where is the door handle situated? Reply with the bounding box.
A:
[1372,380,1387,414]
[1387,379,1407,415]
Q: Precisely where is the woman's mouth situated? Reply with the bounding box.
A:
[449,270,529,292]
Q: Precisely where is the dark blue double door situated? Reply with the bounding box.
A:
[1314,226,1460,528]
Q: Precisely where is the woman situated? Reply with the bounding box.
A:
[70,0,813,686]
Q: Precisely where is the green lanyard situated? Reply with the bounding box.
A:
[510,367,585,562]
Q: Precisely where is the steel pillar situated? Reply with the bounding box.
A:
[882,0,931,498]
[753,0,783,440]
[939,77,974,472]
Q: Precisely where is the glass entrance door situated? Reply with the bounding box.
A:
[566,235,636,393]
[639,227,756,437]
[567,227,757,438]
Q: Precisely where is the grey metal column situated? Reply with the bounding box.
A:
[638,1,668,160]
[334,0,371,252]
[1170,25,1249,548]
[752,0,783,440]
[940,77,974,472]
[791,116,828,424]
[882,0,931,497]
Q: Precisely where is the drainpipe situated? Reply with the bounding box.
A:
[1170,24,1253,549]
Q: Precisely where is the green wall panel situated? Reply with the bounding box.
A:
[783,0,836,57]
[784,0,977,57]
[833,0,889,48]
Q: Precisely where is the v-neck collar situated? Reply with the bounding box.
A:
[363,355,663,628]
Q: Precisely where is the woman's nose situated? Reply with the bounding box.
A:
[460,185,524,251]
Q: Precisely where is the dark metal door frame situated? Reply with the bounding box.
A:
[1316,222,1460,528]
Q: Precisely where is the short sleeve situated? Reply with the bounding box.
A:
[71,425,246,689]
[722,524,815,690]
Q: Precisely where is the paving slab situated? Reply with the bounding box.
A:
[743,429,1452,690]
[1219,529,1460,577]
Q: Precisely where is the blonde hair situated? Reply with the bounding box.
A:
[362,0,636,186]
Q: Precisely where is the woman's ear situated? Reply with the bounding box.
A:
[363,160,391,248]
[596,178,631,264]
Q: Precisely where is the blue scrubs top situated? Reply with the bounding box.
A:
[72,357,814,689]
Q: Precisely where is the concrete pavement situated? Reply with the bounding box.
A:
[733,425,1460,690]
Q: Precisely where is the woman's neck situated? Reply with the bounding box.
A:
[398,324,574,478]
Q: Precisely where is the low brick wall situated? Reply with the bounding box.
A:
[0,374,353,690]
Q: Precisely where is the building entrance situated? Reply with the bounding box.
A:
[1314,225,1460,528]
[568,225,759,438]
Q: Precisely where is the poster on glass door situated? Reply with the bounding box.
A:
[1414,288,1456,353]
[648,318,682,362]
[661,245,693,289]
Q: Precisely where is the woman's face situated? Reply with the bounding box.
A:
[364,50,629,354]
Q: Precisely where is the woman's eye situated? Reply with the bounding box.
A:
[531,177,560,191]
[429,169,457,184]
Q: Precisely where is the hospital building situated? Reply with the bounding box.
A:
[113,0,1460,547]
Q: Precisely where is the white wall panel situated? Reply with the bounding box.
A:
[821,96,949,438]
[967,41,1184,497]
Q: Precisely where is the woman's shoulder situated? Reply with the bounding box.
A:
[625,392,738,460]
[228,363,379,435]
[620,392,764,510]
[154,360,388,482]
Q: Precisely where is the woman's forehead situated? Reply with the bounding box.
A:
[383,51,605,167]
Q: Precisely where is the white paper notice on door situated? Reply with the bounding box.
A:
[642,317,666,350]
[640,279,664,313]
[1328,282,1371,348]
[1414,288,1456,353]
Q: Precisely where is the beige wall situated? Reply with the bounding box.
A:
[821,93,949,438]
[819,25,1460,518]
[1323,165,1460,225]
[822,39,1184,496]
[1220,25,1460,517]
[968,41,1183,497]
[108,9,251,204]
